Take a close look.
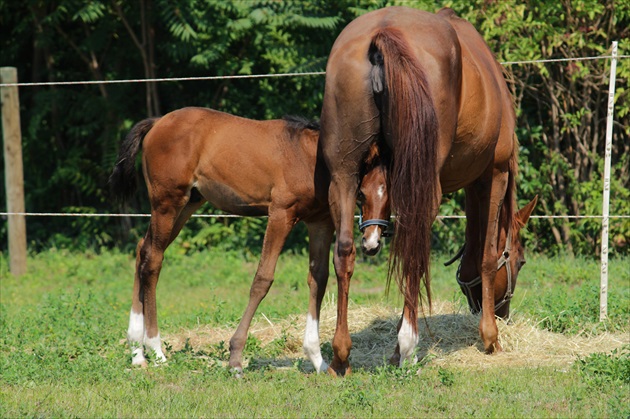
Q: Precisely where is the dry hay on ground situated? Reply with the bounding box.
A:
[163,298,629,371]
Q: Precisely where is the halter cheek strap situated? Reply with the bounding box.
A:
[452,228,514,313]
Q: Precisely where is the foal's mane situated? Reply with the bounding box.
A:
[282,115,320,139]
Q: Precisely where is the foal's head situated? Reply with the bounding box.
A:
[358,143,391,256]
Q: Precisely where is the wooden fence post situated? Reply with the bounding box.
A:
[1,67,27,276]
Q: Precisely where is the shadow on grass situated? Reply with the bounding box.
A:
[245,310,485,373]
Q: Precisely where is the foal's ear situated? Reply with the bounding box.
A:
[516,195,538,225]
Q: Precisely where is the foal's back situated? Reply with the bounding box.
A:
[141,107,327,218]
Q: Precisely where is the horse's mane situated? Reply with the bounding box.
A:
[503,139,520,237]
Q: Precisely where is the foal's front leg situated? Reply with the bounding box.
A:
[228,211,293,376]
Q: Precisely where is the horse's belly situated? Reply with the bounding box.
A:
[196,181,270,217]
[440,146,495,193]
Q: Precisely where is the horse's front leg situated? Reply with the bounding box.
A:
[228,211,293,376]
[302,220,334,373]
[478,171,509,353]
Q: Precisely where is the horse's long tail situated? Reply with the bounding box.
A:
[369,28,439,320]
[108,117,159,203]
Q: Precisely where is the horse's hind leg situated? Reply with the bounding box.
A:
[302,220,334,373]
[228,209,294,375]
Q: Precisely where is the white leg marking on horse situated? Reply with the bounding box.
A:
[144,333,167,364]
[127,310,146,365]
[363,228,381,252]
[303,313,328,373]
[398,316,418,366]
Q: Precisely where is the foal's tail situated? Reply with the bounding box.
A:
[369,27,439,320]
[108,117,159,203]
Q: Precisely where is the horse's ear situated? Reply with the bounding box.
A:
[516,195,538,225]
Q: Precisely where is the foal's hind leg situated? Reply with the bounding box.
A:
[128,199,201,366]
[228,210,294,375]
[128,214,173,366]
[302,220,334,373]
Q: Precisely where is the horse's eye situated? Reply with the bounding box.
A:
[357,191,365,201]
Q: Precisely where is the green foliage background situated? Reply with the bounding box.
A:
[0,0,628,256]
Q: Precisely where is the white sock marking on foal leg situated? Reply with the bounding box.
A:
[144,333,167,364]
[397,316,418,366]
[127,310,146,365]
[303,313,328,373]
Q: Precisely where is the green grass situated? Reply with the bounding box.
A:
[1,247,628,417]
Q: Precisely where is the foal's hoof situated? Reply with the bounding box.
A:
[484,341,503,354]
[231,366,244,379]
[389,352,401,366]
[136,360,149,369]
[327,361,351,377]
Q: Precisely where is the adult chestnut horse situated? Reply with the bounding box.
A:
[319,7,537,375]
[109,107,389,375]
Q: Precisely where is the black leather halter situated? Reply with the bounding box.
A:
[357,205,393,237]
[445,228,514,313]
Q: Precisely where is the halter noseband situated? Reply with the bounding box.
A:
[449,228,514,313]
[357,205,393,237]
